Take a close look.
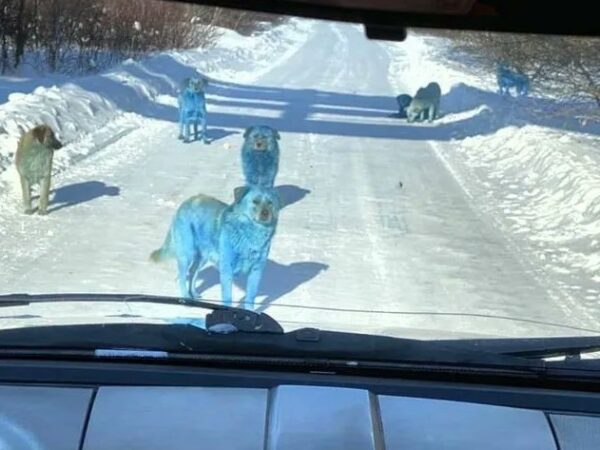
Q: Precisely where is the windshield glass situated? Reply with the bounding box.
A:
[0,0,599,342]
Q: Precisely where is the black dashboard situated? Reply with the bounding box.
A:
[2,359,600,449]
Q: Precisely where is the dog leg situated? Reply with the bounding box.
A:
[185,255,203,298]
[19,176,34,214]
[244,265,265,310]
[219,253,234,307]
[177,259,191,298]
[520,81,528,96]
[178,109,184,140]
[184,121,190,143]
[202,115,208,144]
[189,257,207,299]
[38,176,51,215]
[427,105,435,123]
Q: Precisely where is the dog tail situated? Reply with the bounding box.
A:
[150,226,174,263]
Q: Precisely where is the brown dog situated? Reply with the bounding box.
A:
[15,125,62,215]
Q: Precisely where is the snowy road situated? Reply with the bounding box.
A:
[1,21,598,339]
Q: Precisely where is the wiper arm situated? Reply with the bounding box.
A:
[438,336,600,362]
[0,293,283,334]
[503,340,600,362]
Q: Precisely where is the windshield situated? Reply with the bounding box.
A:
[0,0,599,343]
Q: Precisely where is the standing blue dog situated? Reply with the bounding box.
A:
[178,77,208,143]
[150,185,280,310]
[496,63,529,97]
[241,125,280,188]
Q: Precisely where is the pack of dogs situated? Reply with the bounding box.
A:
[13,65,531,309]
[12,72,281,310]
[395,62,530,121]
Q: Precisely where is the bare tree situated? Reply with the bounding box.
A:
[0,1,283,74]
[416,28,600,117]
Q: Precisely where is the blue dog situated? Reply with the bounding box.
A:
[178,77,208,143]
[241,125,280,188]
[497,64,529,97]
[150,185,280,309]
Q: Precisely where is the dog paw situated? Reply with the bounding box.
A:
[23,208,34,215]
[38,209,48,216]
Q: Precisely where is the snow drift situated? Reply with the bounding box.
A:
[385,32,600,303]
[0,19,313,187]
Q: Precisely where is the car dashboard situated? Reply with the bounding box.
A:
[2,364,599,450]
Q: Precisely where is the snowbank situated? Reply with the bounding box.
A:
[385,33,494,97]
[446,126,600,284]
[0,18,313,187]
[385,32,600,298]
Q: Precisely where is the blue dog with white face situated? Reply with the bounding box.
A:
[241,125,280,188]
[150,185,280,310]
[497,63,529,97]
[178,77,208,143]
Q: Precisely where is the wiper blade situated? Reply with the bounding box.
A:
[438,336,600,362]
[0,319,542,373]
[0,293,283,334]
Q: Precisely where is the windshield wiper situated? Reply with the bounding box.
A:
[437,336,600,363]
[3,294,595,375]
[0,293,284,334]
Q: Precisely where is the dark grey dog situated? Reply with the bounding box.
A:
[396,94,412,118]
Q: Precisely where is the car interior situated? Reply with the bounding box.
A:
[1,1,600,449]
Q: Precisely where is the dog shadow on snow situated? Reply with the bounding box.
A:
[46,181,120,213]
[192,260,329,313]
[276,184,311,208]
[70,51,600,144]
[206,79,600,140]
[205,128,239,143]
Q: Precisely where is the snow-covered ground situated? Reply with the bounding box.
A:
[0,19,311,184]
[0,20,599,340]
[386,33,600,327]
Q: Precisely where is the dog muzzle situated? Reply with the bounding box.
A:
[253,140,268,151]
[259,209,272,223]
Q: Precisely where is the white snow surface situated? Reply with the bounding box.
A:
[0,21,600,339]
[386,32,600,323]
[0,19,311,183]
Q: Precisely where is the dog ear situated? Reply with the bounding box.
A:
[43,127,53,145]
[273,129,280,140]
[233,186,249,203]
[243,127,254,139]
[31,126,46,143]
